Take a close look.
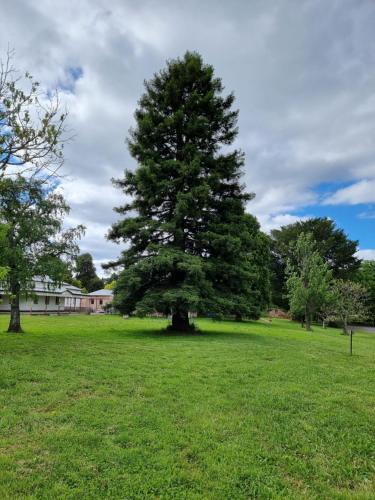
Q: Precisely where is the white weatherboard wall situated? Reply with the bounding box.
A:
[64,296,83,309]
[0,294,64,313]
[0,277,87,313]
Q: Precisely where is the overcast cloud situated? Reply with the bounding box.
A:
[1,0,375,273]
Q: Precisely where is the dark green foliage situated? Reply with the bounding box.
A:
[75,253,104,293]
[207,214,270,320]
[0,224,9,280]
[108,52,269,329]
[57,259,83,289]
[271,217,360,308]
[0,176,84,332]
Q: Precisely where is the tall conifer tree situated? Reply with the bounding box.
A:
[107,52,268,330]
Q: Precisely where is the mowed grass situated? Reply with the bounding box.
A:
[0,315,374,499]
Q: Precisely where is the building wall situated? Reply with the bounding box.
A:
[0,294,64,313]
[81,295,112,312]
[64,296,83,309]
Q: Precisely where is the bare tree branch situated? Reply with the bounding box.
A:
[0,49,70,181]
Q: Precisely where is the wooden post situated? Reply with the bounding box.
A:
[349,329,353,356]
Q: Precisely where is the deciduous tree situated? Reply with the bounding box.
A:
[271,218,359,308]
[356,260,375,325]
[286,233,332,331]
[0,176,84,332]
[0,50,67,180]
[330,279,368,334]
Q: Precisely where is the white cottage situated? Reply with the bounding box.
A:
[0,276,87,314]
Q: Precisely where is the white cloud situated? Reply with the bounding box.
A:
[323,179,375,205]
[359,211,375,219]
[257,214,310,233]
[356,249,375,261]
[1,0,375,262]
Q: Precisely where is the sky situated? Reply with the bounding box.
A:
[1,0,375,274]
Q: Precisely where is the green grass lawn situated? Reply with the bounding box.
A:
[0,315,374,499]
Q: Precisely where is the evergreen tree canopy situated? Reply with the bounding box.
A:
[107,52,269,330]
[75,253,104,293]
[206,213,270,320]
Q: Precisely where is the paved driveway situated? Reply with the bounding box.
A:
[350,326,375,334]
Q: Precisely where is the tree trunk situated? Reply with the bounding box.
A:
[171,310,190,332]
[235,313,243,322]
[8,287,23,333]
[305,309,312,331]
[342,315,349,335]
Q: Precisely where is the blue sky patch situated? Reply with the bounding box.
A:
[57,66,83,93]
[297,202,375,250]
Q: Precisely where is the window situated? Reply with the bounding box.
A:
[55,297,60,305]
[45,296,50,305]
[91,299,94,305]
[33,296,39,304]
[99,299,103,305]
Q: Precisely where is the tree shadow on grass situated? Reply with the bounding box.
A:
[112,323,279,347]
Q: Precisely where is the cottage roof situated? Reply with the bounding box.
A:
[88,289,113,297]
[0,277,86,296]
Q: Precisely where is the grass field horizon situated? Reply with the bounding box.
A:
[0,315,374,498]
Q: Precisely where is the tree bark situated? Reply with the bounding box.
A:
[171,310,191,332]
[305,309,312,331]
[342,315,349,335]
[7,284,23,333]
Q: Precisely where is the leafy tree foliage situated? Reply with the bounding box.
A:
[0,176,84,332]
[330,279,368,334]
[107,52,268,330]
[0,51,67,179]
[319,288,339,329]
[356,260,375,325]
[0,224,9,280]
[104,272,119,285]
[56,259,83,290]
[271,217,359,308]
[75,253,104,293]
[104,280,117,290]
[286,233,332,331]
